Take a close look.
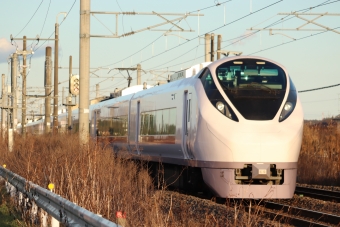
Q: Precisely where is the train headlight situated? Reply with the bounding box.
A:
[216,101,225,112]
[279,102,293,121]
[284,102,292,111]
[214,101,239,122]
[279,77,297,122]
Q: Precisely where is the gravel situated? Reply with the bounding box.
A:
[297,183,340,192]
[157,190,292,226]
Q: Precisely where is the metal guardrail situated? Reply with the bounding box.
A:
[0,166,119,227]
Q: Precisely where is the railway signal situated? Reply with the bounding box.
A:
[69,74,80,96]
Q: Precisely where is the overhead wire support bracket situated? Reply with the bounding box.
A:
[115,67,138,87]
[88,11,203,38]
[247,12,340,38]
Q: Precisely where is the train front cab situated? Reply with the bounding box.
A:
[195,57,303,198]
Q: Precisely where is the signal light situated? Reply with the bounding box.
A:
[69,74,80,95]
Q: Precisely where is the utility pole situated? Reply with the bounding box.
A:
[205,33,211,62]
[10,32,59,135]
[68,56,72,131]
[137,64,141,85]
[210,33,215,62]
[53,23,59,134]
[45,47,52,133]
[22,36,27,136]
[79,0,91,143]
[11,53,18,131]
[217,34,222,60]
[1,74,7,139]
[96,84,99,98]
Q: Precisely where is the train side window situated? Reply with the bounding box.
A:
[140,108,177,135]
[199,68,223,101]
[199,68,217,91]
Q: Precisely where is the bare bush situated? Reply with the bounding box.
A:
[1,129,327,226]
[298,122,340,185]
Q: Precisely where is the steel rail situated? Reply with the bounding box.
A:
[0,166,118,227]
[295,186,340,202]
[262,201,340,226]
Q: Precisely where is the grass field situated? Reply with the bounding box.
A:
[298,121,340,185]
[0,121,338,226]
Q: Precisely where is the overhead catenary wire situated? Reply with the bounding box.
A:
[14,0,44,38]
[298,83,340,93]
[39,0,52,37]
[248,25,340,55]
[148,1,282,64]
[92,0,239,89]
[99,0,236,68]
[147,0,337,72]
[135,0,283,72]
[34,0,77,52]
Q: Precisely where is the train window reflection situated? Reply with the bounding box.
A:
[97,115,128,136]
[216,59,286,90]
[140,108,177,135]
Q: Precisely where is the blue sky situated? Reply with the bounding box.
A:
[0,0,339,120]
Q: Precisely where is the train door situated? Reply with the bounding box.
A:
[182,91,194,159]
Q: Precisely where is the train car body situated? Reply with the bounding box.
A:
[24,56,303,199]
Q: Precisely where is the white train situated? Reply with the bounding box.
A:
[24,56,303,199]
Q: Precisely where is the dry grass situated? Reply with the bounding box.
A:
[0,133,268,227]
[1,121,336,226]
[298,122,340,185]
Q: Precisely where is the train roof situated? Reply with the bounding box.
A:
[170,62,211,82]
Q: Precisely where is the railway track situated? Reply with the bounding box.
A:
[197,187,340,226]
[192,194,340,226]
[180,184,340,226]
[259,201,340,227]
[295,186,340,202]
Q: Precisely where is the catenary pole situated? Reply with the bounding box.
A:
[210,33,215,62]
[137,64,141,85]
[53,23,59,134]
[22,36,27,136]
[1,74,6,138]
[68,56,72,131]
[96,84,99,98]
[79,0,91,143]
[45,47,52,133]
[11,53,17,131]
[205,33,210,62]
[217,34,222,60]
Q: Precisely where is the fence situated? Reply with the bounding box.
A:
[0,165,120,227]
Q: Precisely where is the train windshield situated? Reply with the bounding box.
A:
[216,59,287,120]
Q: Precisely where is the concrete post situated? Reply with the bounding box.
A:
[217,34,222,60]
[11,53,18,131]
[205,33,211,62]
[68,56,72,131]
[79,0,91,143]
[22,36,27,136]
[210,33,215,62]
[40,209,48,227]
[1,74,6,138]
[45,47,52,133]
[62,87,65,105]
[96,84,99,98]
[53,23,59,134]
[137,64,141,85]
